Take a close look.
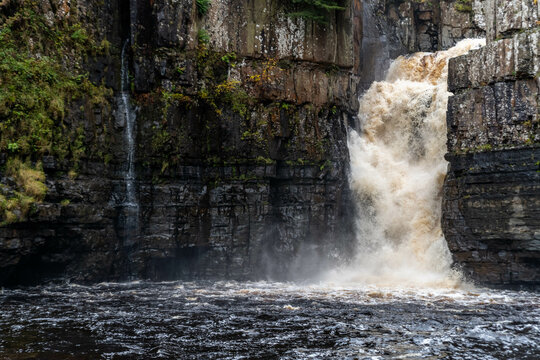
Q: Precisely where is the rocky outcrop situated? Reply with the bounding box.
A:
[381,0,484,53]
[443,0,539,288]
[357,0,484,89]
[0,0,359,285]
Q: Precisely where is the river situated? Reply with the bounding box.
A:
[1,281,538,359]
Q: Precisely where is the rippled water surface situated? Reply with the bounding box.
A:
[0,281,538,359]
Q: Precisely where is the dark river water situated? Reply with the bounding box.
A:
[0,281,538,359]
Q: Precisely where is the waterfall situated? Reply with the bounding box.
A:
[328,39,485,288]
[119,39,139,236]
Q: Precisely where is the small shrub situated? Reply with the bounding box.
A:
[196,0,211,16]
[198,29,210,44]
[7,142,19,152]
[221,52,236,65]
[71,28,89,43]
[454,0,472,12]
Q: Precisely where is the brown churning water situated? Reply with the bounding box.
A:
[326,39,486,288]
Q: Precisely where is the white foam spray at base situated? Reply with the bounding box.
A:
[326,39,485,289]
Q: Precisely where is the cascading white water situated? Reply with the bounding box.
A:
[328,39,485,288]
[119,39,139,228]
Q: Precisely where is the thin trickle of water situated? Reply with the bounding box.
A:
[119,39,139,236]
[328,39,486,288]
[120,40,137,208]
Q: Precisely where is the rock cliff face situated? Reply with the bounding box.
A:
[0,0,362,285]
[443,0,539,288]
[1,0,527,287]
[380,0,484,52]
[357,0,484,90]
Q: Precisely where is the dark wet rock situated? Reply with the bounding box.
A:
[443,1,539,288]
[443,149,540,287]
[356,0,485,90]
[0,0,357,286]
[0,0,511,287]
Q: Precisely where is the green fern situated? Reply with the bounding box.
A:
[196,0,211,16]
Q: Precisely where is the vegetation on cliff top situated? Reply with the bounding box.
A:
[286,0,346,24]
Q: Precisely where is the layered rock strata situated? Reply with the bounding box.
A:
[357,0,485,90]
[0,0,360,285]
[0,0,512,287]
[443,0,539,288]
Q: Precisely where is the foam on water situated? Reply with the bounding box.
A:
[1,281,538,359]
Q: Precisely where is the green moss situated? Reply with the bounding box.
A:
[151,123,172,156]
[162,91,193,106]
[0,158,46,225]
[476,144,492,152]
[0,0,112,165]
[0,0,113,223]
[6,158,47,200]
[193,44,253,118]
[241,129,266,149]
[146,44,336,177]
[144,89,193,169]
[455,0,473,12]
[255,156,275,165]
[213,80,251,118]
[236,173,258,181]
